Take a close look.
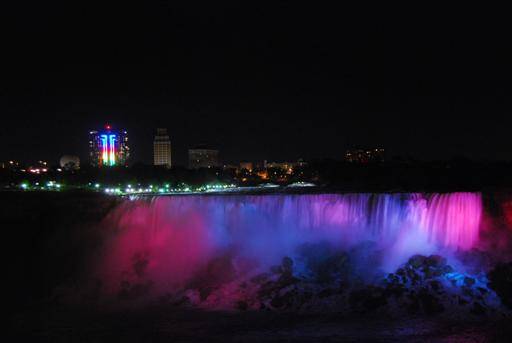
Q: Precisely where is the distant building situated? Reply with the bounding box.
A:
[188,146,220,169]
[1,160,21,170]
[60,155,80,170]
[223,164,239,173]
[239,162,253,172]
[265,159,307,174]
[89,125,130,167]
[266,161,294,174]
[345,148,385,163]
[153,128,172,168]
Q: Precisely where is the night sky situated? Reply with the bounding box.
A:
[1,3,511,166]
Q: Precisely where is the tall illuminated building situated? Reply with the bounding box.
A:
[153,128,172,168]
[89,125,130,167]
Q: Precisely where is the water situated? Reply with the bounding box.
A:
[97,193,483,296]
[7,191,511,341]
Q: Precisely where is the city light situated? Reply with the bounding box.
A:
[109,134,116,166]
[287,182,316,188]
[100,134,117,166]
[91,126,128,168]
[97,182,240,196]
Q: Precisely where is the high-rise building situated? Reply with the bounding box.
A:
[153,128,172,168]
[89,125,130,167]
[188,146,220,169]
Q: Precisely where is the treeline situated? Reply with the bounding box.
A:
[2,159,512,192]
[307,159,512,192]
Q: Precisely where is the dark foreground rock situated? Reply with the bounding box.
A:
[168,247,509,319]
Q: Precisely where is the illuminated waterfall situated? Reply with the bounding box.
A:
[97,193,482,293]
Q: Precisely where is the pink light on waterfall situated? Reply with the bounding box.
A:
[98,199,217,295]
[411,193,482,250]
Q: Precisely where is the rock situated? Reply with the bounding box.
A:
[282,257,293,273]
[258,281,278,298]
[251,273,271,284]
[461,286,475,298]
[277,274,299,287]
[270,265,282,275]
[199,287,215,301]
[464,277,476,287]
[477,287,488,295]
[387,273,400,284]
[441,265,454,274]
[429,280,442,293]
[270,287,299,309]
[426,255,447,268]
[408,255,427,269]
[297,242,350,284]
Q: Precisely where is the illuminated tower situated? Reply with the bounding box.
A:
[89,125,130,167]
[153,128,172,168]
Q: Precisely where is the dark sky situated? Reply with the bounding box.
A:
[1,3,511,166]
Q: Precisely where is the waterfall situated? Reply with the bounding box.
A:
[97,193,482,293]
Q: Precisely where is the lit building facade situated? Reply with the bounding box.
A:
[239,162,253,172]
[188,146,220,169]
[89,125,130,167]
[266,159,307,174]
[153,128,172,168]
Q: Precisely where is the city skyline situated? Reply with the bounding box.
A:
[2,4,512,165]
[1,117,511,167]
